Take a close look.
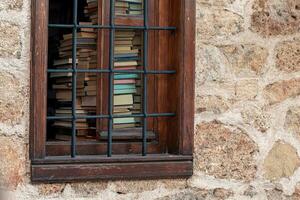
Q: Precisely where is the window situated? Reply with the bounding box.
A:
[30,0,195,182]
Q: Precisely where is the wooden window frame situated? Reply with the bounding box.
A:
[30,0,195,182]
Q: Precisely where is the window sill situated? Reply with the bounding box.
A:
[31,154,193,183]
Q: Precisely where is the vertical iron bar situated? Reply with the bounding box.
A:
[142,0,148,156]
[71,0,78,157]
[108,0,115,157]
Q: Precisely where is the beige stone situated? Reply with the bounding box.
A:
[0,0,22,10]
[195,95,231,114]
[196,0,235,7]
[0,21,21,58]
[38,184,66,196]
[243,186,258,198]
[156,188,233,200]
[0,71,27,125]
[108,180,186,195]
[251,0,300,36]
[241,103,270,133]
[265,188,285,200]
[194,121,258,181]
[0,136,24,189]
[70,182,108,196]
[159,179,187,190]
[285,106,300,137]
[197,8,244,40]
[219,44,268,77]
[276,40,300,73]
[263,78,300,105]
[196,44,233,85]
[235,79,259,100]
[263,141,300,180]
[213,188,234,199]
[110,180,159,193]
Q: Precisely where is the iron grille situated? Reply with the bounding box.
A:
[47,0,176,157]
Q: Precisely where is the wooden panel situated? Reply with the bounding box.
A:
[97,0,110,132]
[46,142,161,156]
[179,0,196,155]
[115,16,143,26]
[32,161,193,183]
[32,154,193,164]
[156,0,174,153]
[30,0,48,159]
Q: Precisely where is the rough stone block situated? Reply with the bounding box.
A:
[241,103,270,133]
[235,79,259,100]
[156,188,233,200]
[197,8,244,40]
[0,21,21,58]
[0,0,22,11]
[251,0,300,36]
[109,180,158,194]
[194,121,258,181]
[38,184,66,196]
[263,141,300,180]
[0,136,24,189]
[263,78,300,105]
[196,0,235,7]
[276,39,300,73]
[219,44,268,78]
[195,95,231,114]
[70,182,108,196]
[285,106,300,137]
[196,44,233,85]
[0,71,27,125]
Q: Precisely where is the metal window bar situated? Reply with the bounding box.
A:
[47,69,176,74]
[47,113,176,120]
[47,0,177,158]
[48,24,176,31]
[107,0,115,157]
[71,0,78,158]
[142,0,148,156]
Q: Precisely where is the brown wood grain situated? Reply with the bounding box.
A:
[32,160,193,183]
[180,0,196,155]
[45,141,161,156]
[30,0,196,182]
[30,0,48,159]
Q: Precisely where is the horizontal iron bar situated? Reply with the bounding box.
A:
[47,113,175,120]
[48,24,176,31]
[47,69,176,74]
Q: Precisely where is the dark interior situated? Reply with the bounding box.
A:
[47,0,88,140]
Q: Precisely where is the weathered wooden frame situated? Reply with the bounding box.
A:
[30,0,195,182]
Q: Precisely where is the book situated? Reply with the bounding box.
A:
[50,1,145,138]
[115,0,143,16]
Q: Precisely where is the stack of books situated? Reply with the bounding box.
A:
[115,0,143,16]
[113,30,142,129]
[50,22,97,137]
[50,0,144,139]
[84,0,98,24]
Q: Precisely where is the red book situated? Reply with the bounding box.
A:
[114,79,136,84]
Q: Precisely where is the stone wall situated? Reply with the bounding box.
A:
[0,0,300,199]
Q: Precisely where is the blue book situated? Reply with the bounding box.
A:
[115,53,139,58]
[114,84,136,90]
[114,74,139,80]
[114,88,137,94]
[114,56,140,62]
